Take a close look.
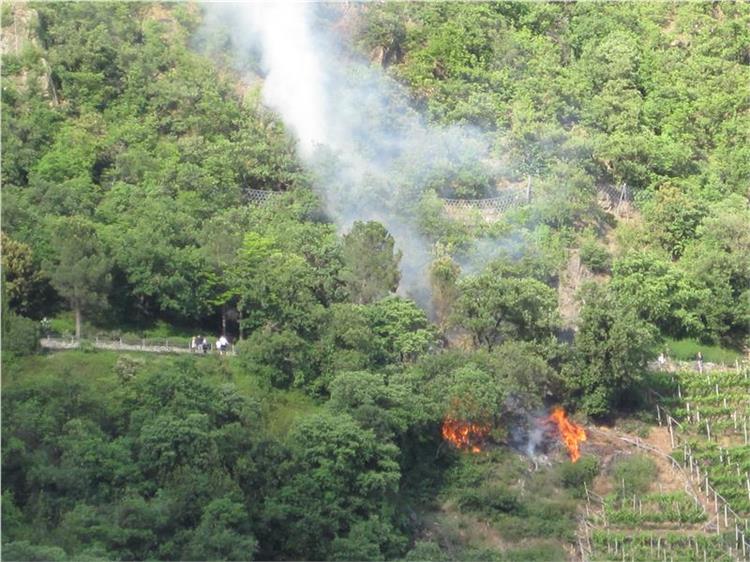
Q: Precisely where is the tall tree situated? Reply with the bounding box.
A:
[565,282,656,417]
[341,221,401,305]
[452,271,558,350]
[44,216,110,338]
[0,232,47,317]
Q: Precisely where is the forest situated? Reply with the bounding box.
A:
[1,2,749,561]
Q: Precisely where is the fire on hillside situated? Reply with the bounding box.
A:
[441,417,490,453]
[440,407,587,461]
[547,406,587,462]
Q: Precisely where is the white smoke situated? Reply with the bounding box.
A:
[243,3,327,156]
[202,3,511,306]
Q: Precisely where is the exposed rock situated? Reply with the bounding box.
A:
[1,1,36,56]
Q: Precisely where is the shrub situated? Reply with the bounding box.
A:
[580,238,611,273]
[559,455,600,497]
[456,483,521,516]
[114,354,145,383]
[404,541,449,562]
[2,541,67,561]
[236,328,316,390]
[506,542,564,562]
[611,454,657,496]
[1,313,40,356]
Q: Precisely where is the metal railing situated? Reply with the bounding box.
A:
[40,336,236,356]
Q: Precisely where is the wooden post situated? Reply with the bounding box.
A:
[526,175,532,203]
[657,404,662,426]
[714,489,719,515]
[668,417,675,449]
[724,504,728,528]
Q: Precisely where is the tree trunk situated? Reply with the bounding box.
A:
[238,308,243,341]
[75,306,82,340]
[221,304,227,336]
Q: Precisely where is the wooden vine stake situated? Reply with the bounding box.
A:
[668,416,675,449]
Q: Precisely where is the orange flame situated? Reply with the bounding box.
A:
[441,417,490,453]
[548,406,587,462]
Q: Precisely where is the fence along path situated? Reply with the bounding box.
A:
[246,189,282,205]
[40,336,236,355]
[441,176,532,213]
[246,182,631,217]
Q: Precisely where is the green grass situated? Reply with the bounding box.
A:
[2,350,120,391]
[660,337,743,364]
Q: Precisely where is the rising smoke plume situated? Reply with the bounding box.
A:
[202,3,510,307]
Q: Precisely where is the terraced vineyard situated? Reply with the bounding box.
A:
[646,364,750,561]
[589,530,734,562]
[582,477,737,562]
[657,367,750,517]
[576,364,750,561]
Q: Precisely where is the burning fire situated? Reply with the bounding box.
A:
[441,417,490,453]
[547,406,587,462]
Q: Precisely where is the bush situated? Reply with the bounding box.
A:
[236,328,316,390]
[456,484,521,516]
[114,354,145,383]
[580,238,611,273]
[505,542,565,562]
[1,313,40,356]
[2,541,67,561]
[404,541,448,562]
[559,455,600,497]
[611,454,658,496]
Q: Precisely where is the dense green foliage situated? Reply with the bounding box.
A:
[2,1,748,560]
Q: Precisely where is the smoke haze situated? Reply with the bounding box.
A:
[203,3,507,306]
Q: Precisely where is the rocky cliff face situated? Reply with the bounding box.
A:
[1,2,37,55]
[1,2,57,102]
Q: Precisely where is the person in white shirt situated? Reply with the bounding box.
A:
[217,335,229,354]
